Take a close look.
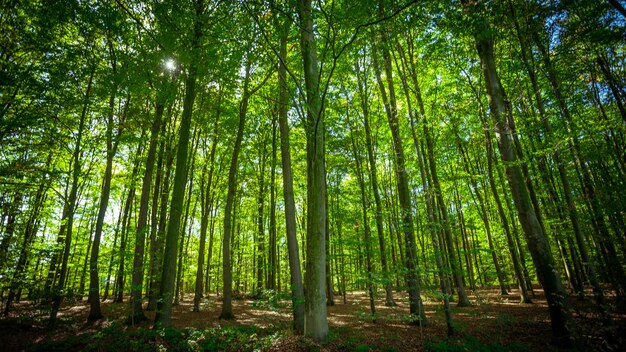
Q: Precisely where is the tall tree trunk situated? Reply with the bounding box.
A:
[325,211,334,306]
[349,120,377,322]
[456,137,507,295]
[533,30,626,302]
[174,129,199,305]
[256,138,267,294]
[88,51,120,318]
[147,118,173,311]
[486,125,531,303]
[49,68,94,325]
[298,0,329,341]
[355,62,395,306]
[3,160,50,316]
[372,20,425,322]
[220,59,253,320]
[114,185,135,303]
[464,0,577,345]
[461,64,531,300]
[0,192,21,273]
[79,209,96,301]
[268,115,278,290]
[277,16,305,334]
[193,106,220,312]
[129,83,168,323]
[153,0,202,325]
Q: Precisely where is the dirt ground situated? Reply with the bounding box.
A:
[1,287,624,351]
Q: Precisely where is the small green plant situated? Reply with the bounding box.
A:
[354,344,372,352]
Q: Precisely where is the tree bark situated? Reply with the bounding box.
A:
[193,104,220,312]
[129,82,168,323]
[464,0,577,345]
[355,62,396,306]
[88,51,121,318]
[298,0,329,340]
[372,26,425,322]
[220,59,253,320]
[49,68,94,325]
[277,16,305,334]
[349,120,377,322]
[153,1,202,325]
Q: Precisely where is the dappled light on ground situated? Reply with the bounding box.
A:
[1,287,624,351]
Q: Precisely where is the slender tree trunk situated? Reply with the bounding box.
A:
[355,62,396,306]
[3,165,50,316]
[49,68,94,325]
[88,55,120,318]
[147,119,173,311]
[325,211,335,306]
[256,138,267,295]
[372,21,425,322]
[129,85,167,323]
[103,204,122,302]
[349,121,377,322]
[485,125,531,302]
[175,129,199,305]
[0,192,21,273]
[114,186,134,303]
[220,59,253,320]
[277,17,305,333]
[456,138,507,295]
[79,210,96,301]
[193,108,219,312]
[268,115,278,290]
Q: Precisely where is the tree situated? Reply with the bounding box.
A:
[154,0,204,327]
[462,0,577,345]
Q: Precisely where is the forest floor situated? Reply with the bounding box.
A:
[1,287,624,351]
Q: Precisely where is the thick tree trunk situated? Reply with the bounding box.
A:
[298,0,329,341]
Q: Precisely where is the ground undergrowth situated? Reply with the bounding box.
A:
[1,287,624,351]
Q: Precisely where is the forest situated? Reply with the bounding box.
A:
[1,0,625,350]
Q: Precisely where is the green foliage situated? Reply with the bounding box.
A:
[250,289,290,311]
[31,323,282,352]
